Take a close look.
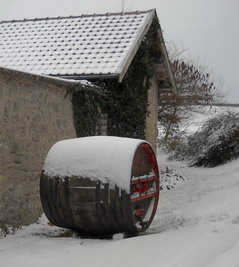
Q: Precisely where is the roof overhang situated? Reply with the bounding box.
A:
[116,9,156,83]
[154,28,177,94]
[53,9,157,83]
[56,9,177,94]
[0,9,177,94]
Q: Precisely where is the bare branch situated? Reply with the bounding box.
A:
[158,42,226,141]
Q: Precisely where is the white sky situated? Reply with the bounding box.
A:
[0,0,239,103]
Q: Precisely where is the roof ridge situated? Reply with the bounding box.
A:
[0,9,155,24]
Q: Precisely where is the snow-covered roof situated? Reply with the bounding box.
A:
[0,10,156,82]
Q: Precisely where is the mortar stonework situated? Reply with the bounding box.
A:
[145,75,158,152]
[0,73,76,227]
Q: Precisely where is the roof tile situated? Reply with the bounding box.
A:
[0,10,154,79]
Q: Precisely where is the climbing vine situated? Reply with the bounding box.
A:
[71,84,108,137]
[71,19,160,139]
[104,19,160,139]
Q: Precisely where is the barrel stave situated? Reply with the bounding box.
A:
[40,137,160,235]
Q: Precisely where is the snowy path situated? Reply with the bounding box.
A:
[1,153,239,266]
[149,153,239,266]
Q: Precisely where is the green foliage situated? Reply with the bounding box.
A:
[104,20,159,139]
[71,84,107,137]
[71,20,159,138]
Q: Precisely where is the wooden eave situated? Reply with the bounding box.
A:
[154,28,177,94]
[117,9,177,94]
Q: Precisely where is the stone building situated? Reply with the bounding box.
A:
[0,68,79,226]
[0,9,176,226]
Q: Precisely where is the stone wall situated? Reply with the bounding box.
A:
[0,70,76,227]
[145,75,159,152]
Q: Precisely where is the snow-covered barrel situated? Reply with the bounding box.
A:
[40,136,160,234]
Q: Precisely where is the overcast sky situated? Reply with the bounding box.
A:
[1,0,238,103]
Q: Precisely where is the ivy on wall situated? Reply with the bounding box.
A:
[71,19,160,139]
[71,84,107,137]
[105,18,160,139]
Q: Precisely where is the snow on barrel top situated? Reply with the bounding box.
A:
[43,136,148,192]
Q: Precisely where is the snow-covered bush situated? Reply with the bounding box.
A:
[160,166,188,191]
[187,111,239,166]
[158,126,188,162]
[158,122,187,153]
[160,110,239,167]
[0,225,21,237]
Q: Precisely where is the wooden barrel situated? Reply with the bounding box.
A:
[40,136,160,234]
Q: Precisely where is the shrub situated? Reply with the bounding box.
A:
[187,111,239,167]
[158,125,189,161]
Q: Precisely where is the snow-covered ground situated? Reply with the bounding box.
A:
[1,151,239,266]
[1,106,239,267]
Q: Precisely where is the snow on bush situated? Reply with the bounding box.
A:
[187,111,239,167]
[0,225,21,237]
[160,166,188,191]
